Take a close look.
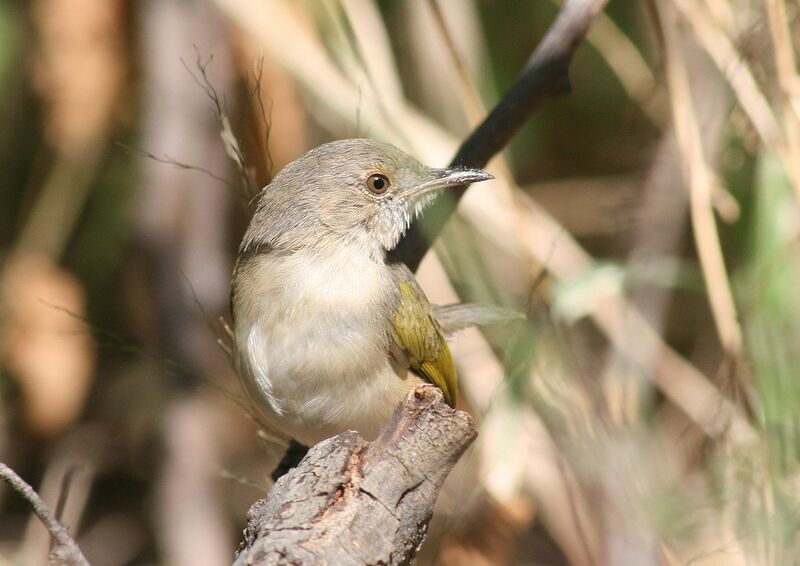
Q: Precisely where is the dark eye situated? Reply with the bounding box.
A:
[367,174,390,195]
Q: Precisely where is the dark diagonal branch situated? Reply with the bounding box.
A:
[394,0,610,271]
[234,385,477,566]
[0,463,90,566]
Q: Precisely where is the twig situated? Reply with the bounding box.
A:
[395,0,610,270]
[118,143,239,192]
[39,300,256,423]
[248,56,275,184]
[0,463,90,566]
[181,48,259,200]
[180,48,226,120]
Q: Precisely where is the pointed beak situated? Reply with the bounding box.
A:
[400,167,494,200]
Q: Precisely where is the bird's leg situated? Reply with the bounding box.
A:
[271,440,310,481]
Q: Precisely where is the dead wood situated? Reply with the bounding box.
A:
[234,385,477,566]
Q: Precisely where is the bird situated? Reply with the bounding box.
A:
[230,138,493,449]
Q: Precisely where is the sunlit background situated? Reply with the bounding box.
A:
[2,0,800,564]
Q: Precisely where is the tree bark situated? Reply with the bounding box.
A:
[234,385,477,566]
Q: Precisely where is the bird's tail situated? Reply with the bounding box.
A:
[432,303,524,338]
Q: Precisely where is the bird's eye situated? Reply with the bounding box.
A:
[367,174,390,195]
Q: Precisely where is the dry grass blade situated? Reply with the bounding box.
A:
[215,0,452,157]
[765,0,800,196]
[551,0,665,126]
[507,193,755,445]
[423,0,539,285]
[672,0,781,145]
[658,2,745,358]
[425,0,486,125]
[339,0,404,110]
[672,0,800,202]
[705,0,736,31]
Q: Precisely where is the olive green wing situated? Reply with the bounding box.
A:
[391,279,458,407]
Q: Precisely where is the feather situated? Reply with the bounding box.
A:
[391,280,457,407]
[432,303,524,337]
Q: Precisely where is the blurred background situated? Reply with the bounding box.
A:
[1,0,799,564]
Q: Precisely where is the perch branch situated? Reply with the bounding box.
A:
[234,385,477,566]
[0,462,90,566]
[394,0,610,270]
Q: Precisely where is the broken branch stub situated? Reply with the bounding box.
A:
[234,384,477,566]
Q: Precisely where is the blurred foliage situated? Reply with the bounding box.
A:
[2,0,800,565]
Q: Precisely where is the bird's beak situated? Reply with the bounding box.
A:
[400,167,494,200]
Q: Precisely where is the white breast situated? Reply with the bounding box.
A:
[233,247,419,446]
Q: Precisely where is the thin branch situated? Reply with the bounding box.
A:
[181,48,259,200]
[37,300,258,424]
[248,56,275,184]
[181,48,226,120]
[124,52,260,207]
[0,463,90,566]
[118,144,239,192]
[395,0,610,270]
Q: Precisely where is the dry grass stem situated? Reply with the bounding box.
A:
[425,0,486,125]
[673,0,781,144]
[659,2,745,358]
[551,0,665,125]
[423,0,540,286]
[705,0,736,31]
[765,0,800,196]
[673,0,800,201]
[14,150,104,259]
[339,0,405,110]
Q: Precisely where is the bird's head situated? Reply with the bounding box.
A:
[242,139,493,256]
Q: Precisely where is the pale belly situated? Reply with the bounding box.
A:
[238,319,421,446]
[233,249,422,446]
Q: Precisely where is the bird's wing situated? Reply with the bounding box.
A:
[390,278,458,407]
